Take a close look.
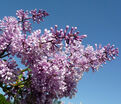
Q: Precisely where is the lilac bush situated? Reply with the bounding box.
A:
[0,9,119,104]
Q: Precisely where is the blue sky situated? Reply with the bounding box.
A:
[0,0,121,104]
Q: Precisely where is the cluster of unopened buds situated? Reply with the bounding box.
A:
[0,9,119,104]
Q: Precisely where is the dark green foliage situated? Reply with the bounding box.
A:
[0,94,12,104]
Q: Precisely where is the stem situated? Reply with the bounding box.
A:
[0,53,10,58]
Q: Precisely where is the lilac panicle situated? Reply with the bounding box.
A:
[0,9,119,104]
[16,9,31,33]
[30,9,49,23]
[16,9,49,33]
[16,25,118,104]
[0,58,19,85]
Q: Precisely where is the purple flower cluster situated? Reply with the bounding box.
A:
[16,9,49,33]
[0,9,119,104]
[0,59,19,84]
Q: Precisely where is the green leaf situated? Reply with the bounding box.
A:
[28,68,32,71]
[19,85,24,88]
[18,74,23,80]
[0,94,12,104]
[53,99,62,104]
[21,67,31,73]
